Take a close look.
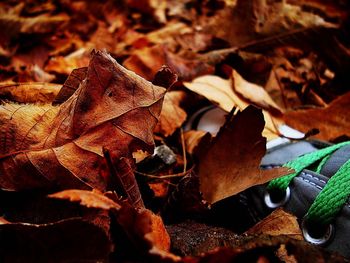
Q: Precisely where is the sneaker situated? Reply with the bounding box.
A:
[242,139,350,258]
[185,106,350,258]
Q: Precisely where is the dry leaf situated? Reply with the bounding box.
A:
[284,92,350,141]
[203,0,337,47]
[0,50,166,191]
[231,69,282,114]
[123,44,213,81]
[49,189,121,210]
[154,92,187,137]
[198,106,292,204]
[0,82,61,104]
[52,67,87,105]
[103,151,145,208]
[245,208,303,240]
[45,48,90,75]
[151,66,187,137]
[183,130,210,155]
[183,75,280,140]
[126,0,167,23]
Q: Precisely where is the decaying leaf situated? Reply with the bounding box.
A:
[0,82,61,104]
[245,208,303,240]
[0,50,166,191]
[284,91,350,141]
[198,106,292,204]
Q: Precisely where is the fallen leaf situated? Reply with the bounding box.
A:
[245,208,303,240]
[183,75,280,140]
[183,130,210,155]
[0,82,61,103]
[154,92,187,137]
[45,48,90,75]
[184,75,247,112]
[126,0,167,23]
[198,106,292,204]
[284,91,350,141]
[151,66,187,137]
[231,69,282,115]
[0,13,69,52]
[0,50,166,191]
[202,0,337,47]
[52,67,87,105]
[49,189,121,210]
[103,150,145,208]
[123,44,214,81]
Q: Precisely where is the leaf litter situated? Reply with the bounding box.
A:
[0,0,349,262]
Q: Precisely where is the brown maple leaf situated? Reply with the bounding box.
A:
[198,105,292,204]
[0,50,166,191]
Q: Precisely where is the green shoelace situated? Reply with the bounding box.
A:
[267,141,350,226]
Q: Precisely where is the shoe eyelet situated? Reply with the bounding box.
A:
[301,218,334,246]
[264,187,291,209]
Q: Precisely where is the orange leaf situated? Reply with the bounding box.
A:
[0,50,166,191]
[49,189,121,210]
[284,91,350,141]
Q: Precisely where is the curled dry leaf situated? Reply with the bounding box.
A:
[151,65,187,137]
[0,82,61,104]
[49,189,121,210]
[198,106,292,204]
[103,150,145,208]
[245,208,303,240]
[52,67,87,105]
[0,50,166,191]
[183,74,280,140]
[231,69,282,115]
[154,92,187,137]
[123,44,214,81]
[284,92,350,141]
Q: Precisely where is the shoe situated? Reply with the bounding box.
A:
[242,140,350,258]
[185,106,350,258]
